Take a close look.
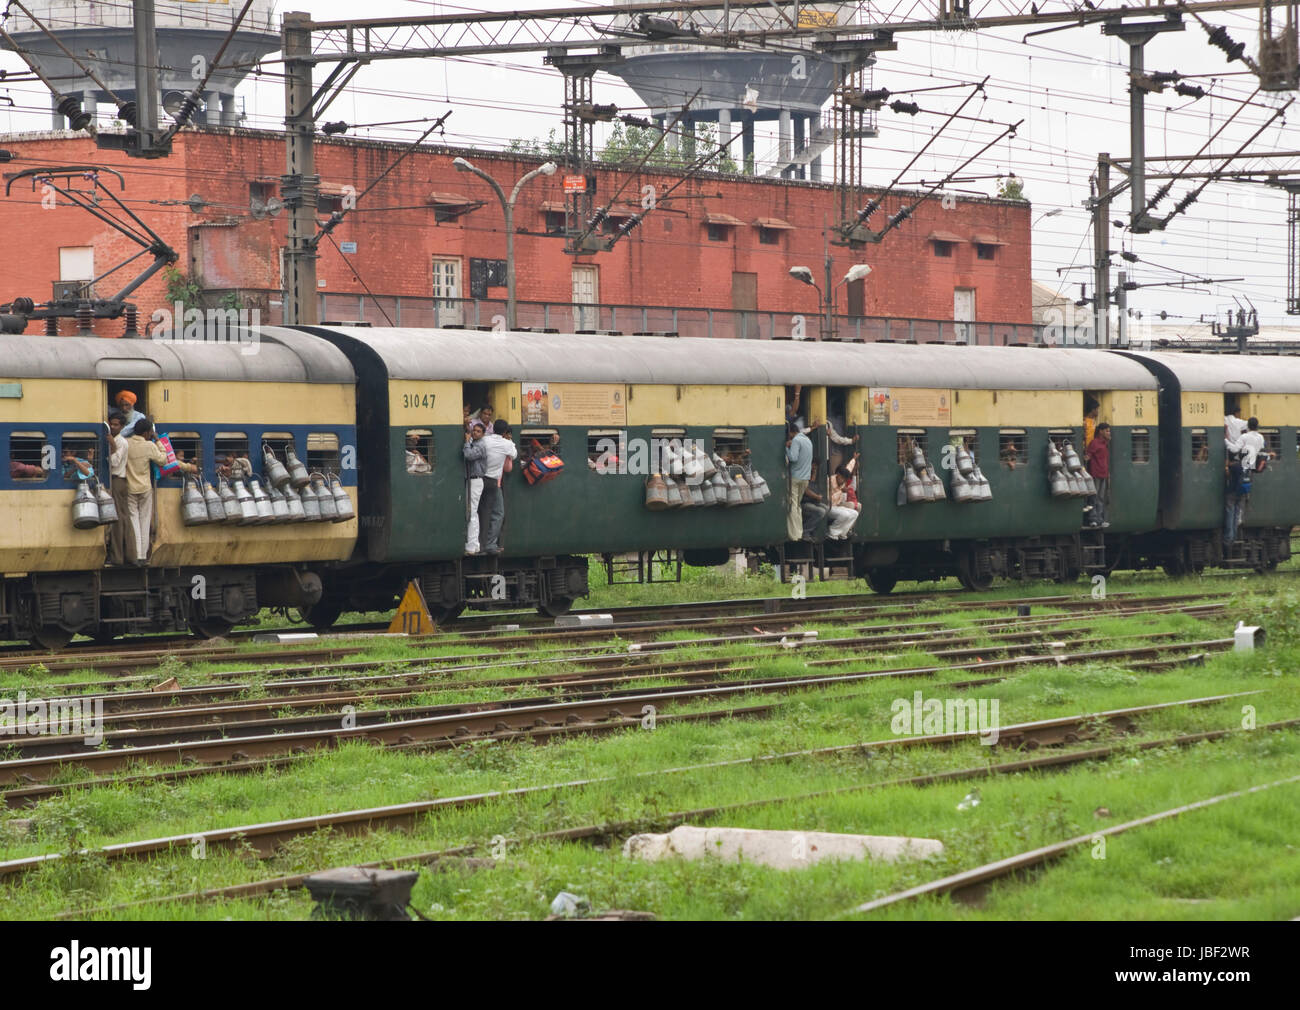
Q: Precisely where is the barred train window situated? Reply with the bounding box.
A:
[520,429,559,464]
[999,429,1027,469]
[405,429,433,475]
[307,432,341,473]
[1190,429,1209,464]
[713,427,748,462]
[947,429,979,465]
[215,432,249,470]
[9,431,48,482]
[1131,428,1151,465]
[897,429,928,465]
[1262,428,1282,459]
[159,431,200,482]
[588,429,621,471]
[261,431,294,471]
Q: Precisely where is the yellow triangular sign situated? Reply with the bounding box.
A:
[388,579,435,635]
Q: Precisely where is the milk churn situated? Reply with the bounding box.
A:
[663,476,684,508]
[748,468,770,501]
[283,484,307,521]
[926,463,946,501]
[329,473,355,522]
[263,443,291,489]
[1046,441,1063,472]
[94,481,119,525]
[311,473,338,520]
[72,481,100,528]
[299,481,322,522]
[682,446,703,483]
[951,468,972,503]
[233,478,258,525]
[203,480,225,522]
[972,466,993,501]
[247,479,273,524]
[284,444,311,488]
[687,482,706,507]
[700,479,717,506]
[723,474,743,507]
[181,475,209,526]
[645,473,669,510]
[218,476,242,523]
[1050,468,1069,497]
[903,467,926,504]
[956,445,976,477]
[700,447,718,479]
[910,444,926,472]
[661,442,683,476]
[267,483,291,523]
[733,471,753,504]
[1081,470,1097,496]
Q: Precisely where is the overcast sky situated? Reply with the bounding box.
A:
[2,1,1297,331]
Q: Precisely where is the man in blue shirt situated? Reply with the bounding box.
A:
[786,422,813,540]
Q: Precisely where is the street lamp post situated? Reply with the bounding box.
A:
[453,157,557,330]
[789,262,872,340]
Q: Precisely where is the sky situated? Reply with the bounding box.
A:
[2,0,1297,332]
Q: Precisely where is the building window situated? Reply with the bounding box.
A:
[707,223,730,242]
[1132,428,1151,464]
[932,240,953,258]
[1191,429,1209,464]
[58,246,94,299]
[433,257,463,327]
[469,258,507,300]
[545,210,566,235]
[999,430,1027,469]
[405,430,433,474]
[758,227,781,246]
[976,244,996,261]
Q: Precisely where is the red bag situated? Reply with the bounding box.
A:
[157,434,182,478]
[523,439,564,485]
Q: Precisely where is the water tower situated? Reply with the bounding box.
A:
[1,0,280,128]
[607,2,872,179]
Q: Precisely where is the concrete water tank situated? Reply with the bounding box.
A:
[1,0,280,128]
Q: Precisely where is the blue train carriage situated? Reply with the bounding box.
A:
[755,343,1162,592]
[1120,350,1300,573]
[0,330,358,647]
[300,328,788,619]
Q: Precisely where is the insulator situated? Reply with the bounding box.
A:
[123,305,139,338]
[1206,25,1246,63]
[855,198,881,224]
[1174,82,1206,99]
[586,208,608,229]
[890,100,920,116]
[10,297,33,314]
[861,87,890,103]
[44,317,58,336]
[1174,191,1199,214]
[116,101,138,126]
[620,115,652,128]
[321,121,349,136]
[56,95,91,131]
[1145,182,1172,210]
[76,302,93,335]
[617,214,644,236]
[888,205,913,228]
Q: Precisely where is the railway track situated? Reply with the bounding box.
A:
[0,692,1258,884]
[58,716,1300,920]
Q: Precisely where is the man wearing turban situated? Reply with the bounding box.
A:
[114,390,145,432]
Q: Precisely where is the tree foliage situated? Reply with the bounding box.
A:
[505,123,738,174]
[997,175,1027,201]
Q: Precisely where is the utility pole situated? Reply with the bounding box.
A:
[283,11,318,326]
[1117,270,1128,347]
[1093,153,1111,347]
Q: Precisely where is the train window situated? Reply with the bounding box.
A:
[1132,428,1151,464]
[159,431,201,481]
[947,429,979,465]
[60,431,99,482]
[713,428,748,463]
[897,429,928,465]
[307,432,341,473]
[1191,429,1209,464]
[998,430,1027,469]
[1262,428,1282,459]
[520,429,559,465]
[9,431,48,482]
[214,432,249,474]
[404,429,433,474]
[587,429,622,473]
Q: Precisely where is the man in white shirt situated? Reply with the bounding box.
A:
[106,412,130,565]
[1224,408,1248,447]
[1231,416,1268,472]
[478,420,518,555]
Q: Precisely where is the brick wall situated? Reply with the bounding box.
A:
[0,128,1032,331]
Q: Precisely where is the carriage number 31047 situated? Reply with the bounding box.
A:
[401,391,436,409]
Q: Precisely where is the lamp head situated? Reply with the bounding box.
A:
[453,157,474,172]
[788,266,815,286]
[842,263,872,285]
[539,161,558,176]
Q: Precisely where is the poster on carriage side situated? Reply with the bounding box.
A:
[522,382,549,425]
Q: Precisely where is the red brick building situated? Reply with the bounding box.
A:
[0,127,1033,339]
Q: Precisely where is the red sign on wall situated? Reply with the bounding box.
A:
[562,175,587,194]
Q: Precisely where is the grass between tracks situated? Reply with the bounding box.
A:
[1,563,1299,920]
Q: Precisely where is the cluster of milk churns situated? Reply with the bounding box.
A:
[1047,439,1096,498]
[948,443,994,503]
[72,479,120,530]
[180,442,356,527]
[644,443,771,510]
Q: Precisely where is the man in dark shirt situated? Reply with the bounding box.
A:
[1224,452,1247,546]
[1085,423,1111,529]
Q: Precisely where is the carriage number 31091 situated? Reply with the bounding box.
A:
[401,391,436,409]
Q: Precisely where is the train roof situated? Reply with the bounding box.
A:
[0,328,355,383]
[1119,350,1300,394]
[305,328,1160,391]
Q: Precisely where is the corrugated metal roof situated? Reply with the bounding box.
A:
[1121,350,1300,393]
[0,328,355,383]
[312,328,1160,391]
